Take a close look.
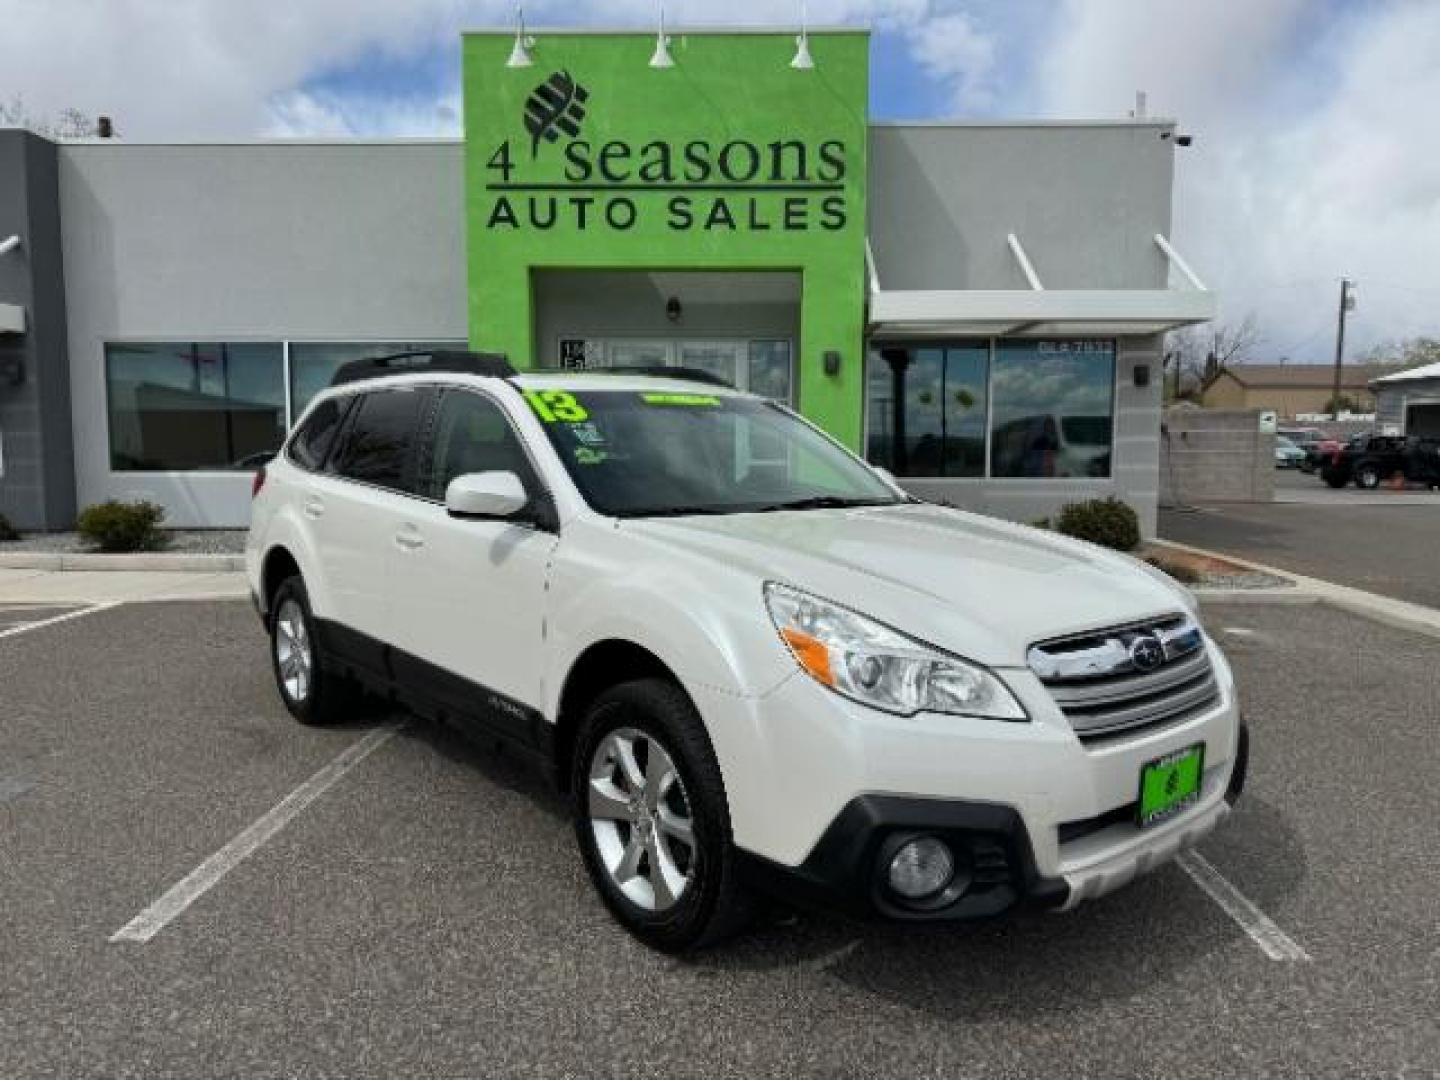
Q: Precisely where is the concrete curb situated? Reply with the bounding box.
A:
[1154,538,1440,642]
[0,552,245,572]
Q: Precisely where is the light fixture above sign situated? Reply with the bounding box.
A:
[791,1,815,69]
[506,4,534,68]
[650,3,675,68]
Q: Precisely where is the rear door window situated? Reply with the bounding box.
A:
[331,387,432,494]
[288,397,350,472]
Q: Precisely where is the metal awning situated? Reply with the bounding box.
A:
[867,233,1216,339]
[0,302,23,335]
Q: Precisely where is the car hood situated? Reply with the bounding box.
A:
[626,503,1191,667]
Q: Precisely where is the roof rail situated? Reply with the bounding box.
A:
[595,365,733,388]
[330,350,516,387]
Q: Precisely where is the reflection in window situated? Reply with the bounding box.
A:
[865,345,988,477]
[106,343,285,471]
[289,341,463,418]
[747,340,793,402]
[990,341,1114,478]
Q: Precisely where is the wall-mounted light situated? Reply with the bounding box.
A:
[650,3,675,68]
[1134,363,1152,389]
[665,296,682,322]
[506,4,535,68]
[823,350,841,376]
[791,0,815,70]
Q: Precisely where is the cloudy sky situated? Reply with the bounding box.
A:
[4,0,1438,363]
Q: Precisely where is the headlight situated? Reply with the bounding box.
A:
[763,583,1026,720]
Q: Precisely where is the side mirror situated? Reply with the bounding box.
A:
[445,471,529,519]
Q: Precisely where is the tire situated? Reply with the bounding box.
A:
[1354,461,1382,490]
[268,575,355,725]
[572,678,753,952]
[1322,468,1347,488]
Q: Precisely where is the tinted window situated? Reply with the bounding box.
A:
[105,342,285,470]
[332,388,429,492]
[288,397,348,472]
[865,345,988,477]
[990,341,1114,479]
[418,391,535,501]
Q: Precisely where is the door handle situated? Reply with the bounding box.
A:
[394,525,425,552]
[303,498,325,520]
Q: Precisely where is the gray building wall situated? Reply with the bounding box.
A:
[0,130,76,531]
[1159,408,1274,505]
[867,122,1176,291]
[1375,379,1440,436]
[867,122,1177,536]
[55,125,1187,531]
[58,140,467,527]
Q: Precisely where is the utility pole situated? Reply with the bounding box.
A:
[1331,278,1355,420]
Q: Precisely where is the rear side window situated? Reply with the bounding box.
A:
[288,397,348,472]
[417,390,537,501]
[331,388,430,493]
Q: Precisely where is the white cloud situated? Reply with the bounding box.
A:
[1032,0,1440,359]
[904,11,998,111]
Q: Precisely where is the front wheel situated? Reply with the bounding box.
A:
[572,679,752,952]
[1354,461,1382,490]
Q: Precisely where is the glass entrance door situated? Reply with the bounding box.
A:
[558,336,793,403]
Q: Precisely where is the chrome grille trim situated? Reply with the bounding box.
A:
[1028,614,1220,744]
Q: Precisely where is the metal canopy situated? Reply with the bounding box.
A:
[0,301,24,335]
[867,233,1216,339]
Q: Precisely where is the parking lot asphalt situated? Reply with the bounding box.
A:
[1,599,1437,1078]
[1161,493,1440,609]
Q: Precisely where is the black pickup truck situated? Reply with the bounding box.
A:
[1321,434,1440,489]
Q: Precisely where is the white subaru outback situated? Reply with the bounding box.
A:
[246,351,1247,952]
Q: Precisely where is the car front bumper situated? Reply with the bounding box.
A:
[698,641,1246,922]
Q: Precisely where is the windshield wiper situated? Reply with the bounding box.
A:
[750,496,902,513]
[613,505,738,519]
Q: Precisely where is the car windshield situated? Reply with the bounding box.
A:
[522,387,906,517]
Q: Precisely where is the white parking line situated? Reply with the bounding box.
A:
[0,601,121,640]
[1178,850,1311,962]
[110,724,400,944]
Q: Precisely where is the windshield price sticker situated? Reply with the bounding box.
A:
[525,390,589,423]
[640,393,720,407]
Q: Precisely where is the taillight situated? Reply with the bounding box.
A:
[251,466,267,499]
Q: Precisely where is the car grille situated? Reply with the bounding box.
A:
[1027,615,1219,745]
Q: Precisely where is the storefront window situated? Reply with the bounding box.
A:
[866,340,1115,479]
[106,342,285,471]
[865,344,988,477]
[989,341,1114,479]
[747,340,793,402]
[289,341,463,417]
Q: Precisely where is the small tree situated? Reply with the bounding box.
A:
[0,96,99,138]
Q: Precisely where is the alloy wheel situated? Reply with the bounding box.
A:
[274,598,313,703]
[587,727,697,913]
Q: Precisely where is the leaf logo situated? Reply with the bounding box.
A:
[523,70,590,158]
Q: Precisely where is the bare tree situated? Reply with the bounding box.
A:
[1163,314,1263,402]
[1362,336,1440,370]
[0,95,99,138]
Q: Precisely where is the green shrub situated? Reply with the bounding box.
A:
[76,500,167,553]
[1055,497,1141,552]
[0,513,18,543]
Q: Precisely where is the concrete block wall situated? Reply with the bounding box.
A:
[1160,408,1273,505]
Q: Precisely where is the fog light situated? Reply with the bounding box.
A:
[887,837,955,900]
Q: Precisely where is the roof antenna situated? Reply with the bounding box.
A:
[791,0,815,70]
[650,2,675,68]
[506,4,535,68]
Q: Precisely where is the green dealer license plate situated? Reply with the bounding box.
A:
[1137,744,1205,827]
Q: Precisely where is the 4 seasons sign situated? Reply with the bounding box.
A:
[463,30,870,448]
[485,68,852,235]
